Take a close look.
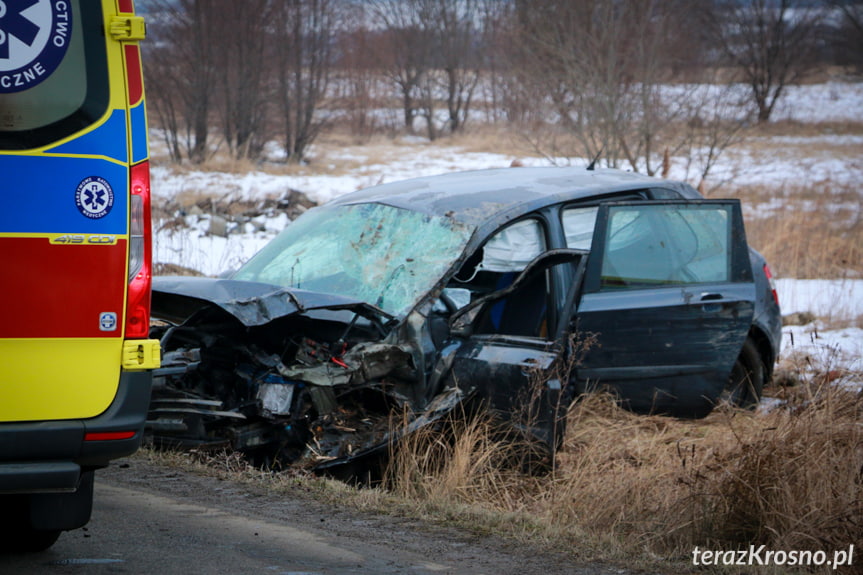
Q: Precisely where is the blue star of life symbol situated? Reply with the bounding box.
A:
[84,186,107,211]
[0,0,40,60]
[75,176,115,220]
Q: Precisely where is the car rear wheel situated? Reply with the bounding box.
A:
[722,338,764,408]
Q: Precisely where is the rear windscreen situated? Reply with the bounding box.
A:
[0,0,108,149]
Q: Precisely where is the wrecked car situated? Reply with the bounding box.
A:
[149,167,782,472]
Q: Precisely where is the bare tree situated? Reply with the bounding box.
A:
[514,1,676,172]
[674,82,751,193]
[334,4,379,142]
[211,0,272,160]
[144,40,183,163]
[427,0,488,134]
[478,0,516,124]
[829,0,863,72]
[704,0,822,123]
[145,0,218,164]
[367,0,435,133]
[509,0,747,184]
[272,0,336,162]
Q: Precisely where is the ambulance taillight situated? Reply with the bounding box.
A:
[125,161,152,339]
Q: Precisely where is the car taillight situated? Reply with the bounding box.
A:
[763,263,779,306]
[125,161,152,339]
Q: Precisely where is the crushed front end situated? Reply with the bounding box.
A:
[148,277,464,472]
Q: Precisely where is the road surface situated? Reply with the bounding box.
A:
[0,457,669,574]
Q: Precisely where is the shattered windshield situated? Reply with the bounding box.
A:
[233,203,473,316]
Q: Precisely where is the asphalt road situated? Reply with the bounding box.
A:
[0,458,659,575]
[3,482,381,574]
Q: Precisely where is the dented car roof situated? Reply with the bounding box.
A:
[330,166,700,228]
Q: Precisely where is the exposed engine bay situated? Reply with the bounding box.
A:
[148,277,466,473]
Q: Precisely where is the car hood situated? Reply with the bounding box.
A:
[151,276,394,327]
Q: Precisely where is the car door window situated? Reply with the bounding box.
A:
[451,218,550,338]
[562,206,598,250]
[600,204,732,290]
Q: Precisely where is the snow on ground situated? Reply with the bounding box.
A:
[151,82,863,374]
[775,279,863,375]
[698,147,863,189]
[776,278,863,323]
[772,81,863,123]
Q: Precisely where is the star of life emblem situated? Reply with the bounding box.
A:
[75,176,114,220]
[0,0,72,94]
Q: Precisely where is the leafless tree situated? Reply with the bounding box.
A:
[334,4,378,142]
[144,41,183,163]
[511,0,739,179]
[829,0,863,71]
[673,82,751,193]
[272,0,336,162]
[516,0,688,174]
[145,0,219,164]
[211,0,272,160]
[703,0,822,123]
[367,0,435,133]
[477,1,515,124]
[427,0,490,134]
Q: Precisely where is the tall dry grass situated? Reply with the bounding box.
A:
[733,182,863,279]
[559,386,862,556]
[383,409,532,506]
[381,382,863,569]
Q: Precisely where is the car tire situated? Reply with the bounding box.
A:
[0,520,61,553]
[722,338,764,408]
[13,528,62,553]
[0,495,65,553]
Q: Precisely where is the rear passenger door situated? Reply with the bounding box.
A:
[573,201,755,416]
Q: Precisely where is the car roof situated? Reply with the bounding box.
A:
[329,166,699,227]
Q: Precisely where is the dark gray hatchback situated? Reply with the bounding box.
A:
[150,167,782,471]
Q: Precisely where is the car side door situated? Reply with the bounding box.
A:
[441,217,581,448]
[572,200,755,417]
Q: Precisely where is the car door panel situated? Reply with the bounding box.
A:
[448,337,563,446]
[573,201,755,417]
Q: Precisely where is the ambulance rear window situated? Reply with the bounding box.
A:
[0,0,109,150]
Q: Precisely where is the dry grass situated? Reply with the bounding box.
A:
[382,407,547,511]
[724,182,863,279]
[561,387,862,553]
[373,381,863,571]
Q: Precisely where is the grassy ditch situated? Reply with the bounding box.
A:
[139,366,863,573]
[379,383,863,568]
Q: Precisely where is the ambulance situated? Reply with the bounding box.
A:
[0,0,159,550]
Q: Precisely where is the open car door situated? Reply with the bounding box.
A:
[446,250,588,448]
[573,200,755,417]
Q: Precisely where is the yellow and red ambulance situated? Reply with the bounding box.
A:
[0,0,159,550]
